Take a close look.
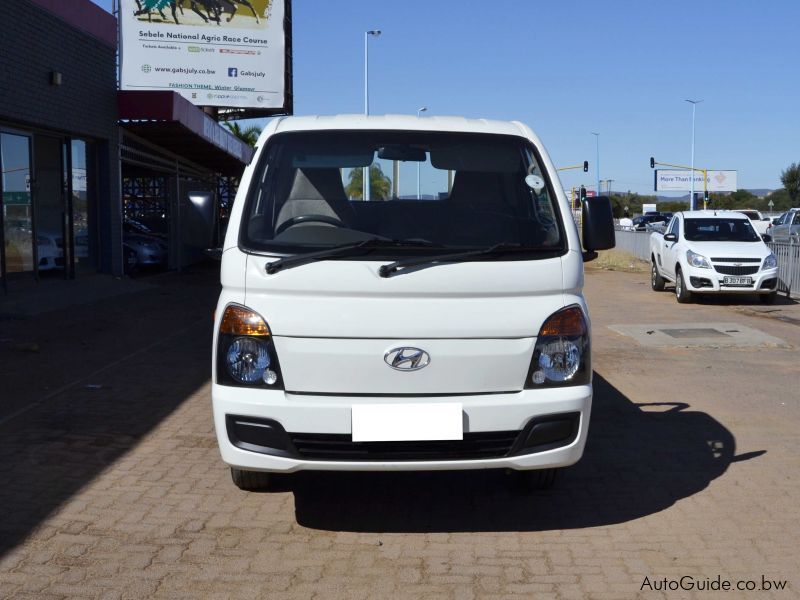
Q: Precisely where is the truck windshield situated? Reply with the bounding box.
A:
[240,130,564,257]
[684,218,760,242]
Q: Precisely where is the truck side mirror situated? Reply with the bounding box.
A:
[761,233,772,243]
[582,195,615,260]
[664,233,677,242]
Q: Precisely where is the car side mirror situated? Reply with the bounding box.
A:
[582,196,615,257]
[664,233,677,242]
[761,234,772,243]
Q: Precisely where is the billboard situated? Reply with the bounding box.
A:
[120,0,291,113]
[655,170,738,192]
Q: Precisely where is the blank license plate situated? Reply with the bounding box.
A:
[723,276,753,286]
[351,403,463,442]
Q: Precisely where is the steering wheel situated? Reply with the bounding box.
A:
[274,214,347,236]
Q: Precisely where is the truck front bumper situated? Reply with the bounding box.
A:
[212,384,592,472]
[683,265,778,294]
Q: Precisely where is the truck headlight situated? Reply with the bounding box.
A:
[525,305,590,388]
[686,249,711,269]
[763,253,777,270]
[217,304,283,388]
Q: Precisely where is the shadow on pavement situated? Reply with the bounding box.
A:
[0,265,218,558]
[292,374,762,533]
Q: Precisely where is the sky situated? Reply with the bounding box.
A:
[92,0,800,195]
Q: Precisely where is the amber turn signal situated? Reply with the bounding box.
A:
[219,305,270,337]
[538,306,586,337]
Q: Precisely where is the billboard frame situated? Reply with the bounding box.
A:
[118,0,293,118]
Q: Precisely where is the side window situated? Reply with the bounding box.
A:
[668,217,680,237]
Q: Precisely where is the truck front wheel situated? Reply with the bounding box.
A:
[230,467,272,491]
[651,260,666,291]
[675,267,693,303]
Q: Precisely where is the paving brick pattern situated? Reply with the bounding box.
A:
[0,267,798,598]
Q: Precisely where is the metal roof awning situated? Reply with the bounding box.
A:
[118,91,254,176]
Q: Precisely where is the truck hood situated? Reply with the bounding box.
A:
[686,241,770,260]
[238,251,580,394]
[244,252,573,339]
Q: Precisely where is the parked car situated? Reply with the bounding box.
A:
[650,210,778,303]
[735,209,771,235]
[767,208,800,242]
[36,231,64,271]
[123,218,168,268]
[212,114,615,492]
[632,214,669,231]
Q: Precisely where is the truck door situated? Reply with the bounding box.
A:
[663,216,681,279]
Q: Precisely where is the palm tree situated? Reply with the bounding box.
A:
[224,121,261,147]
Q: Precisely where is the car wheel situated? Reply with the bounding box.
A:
[675,267,693,303]
[230,467,272,491]
[759,292,777,304]
[651,260,666,291]
[508,468,560,492]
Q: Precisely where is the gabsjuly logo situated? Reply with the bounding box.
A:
[228,68,238,77]
[141,64,152,73]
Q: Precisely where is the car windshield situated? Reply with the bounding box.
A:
[240,130,565,257]
[684,218,760,242]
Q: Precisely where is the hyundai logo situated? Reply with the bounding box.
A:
[384,347,430,371]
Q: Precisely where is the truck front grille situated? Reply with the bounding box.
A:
[288,431,520,461]
[713,265,759,275]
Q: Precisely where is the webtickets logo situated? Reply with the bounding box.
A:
[206,93,249,101]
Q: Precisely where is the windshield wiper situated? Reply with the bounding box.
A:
[378,243,552,278]
[265,238,443,275]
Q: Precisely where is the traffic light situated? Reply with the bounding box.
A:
[650,157,655,169]
[579,186,587,201]
[583,161,589,173]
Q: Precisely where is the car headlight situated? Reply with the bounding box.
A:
[686,249,711,269]
[217,304,283,388]
[525,305,590,388]
[763,253,777,270]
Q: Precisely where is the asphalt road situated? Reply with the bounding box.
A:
[0,263,797,599]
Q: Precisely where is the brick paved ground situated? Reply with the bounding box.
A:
[0,264,798,599]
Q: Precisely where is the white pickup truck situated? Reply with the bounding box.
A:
[212,114,616,492]
[735,209,771,235]
[650,210,779,303]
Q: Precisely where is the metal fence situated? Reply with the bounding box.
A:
[611,229,800,298]
[613,229,652,261]
[766,240,800,298]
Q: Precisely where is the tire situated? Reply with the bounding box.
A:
[675,267,693,303]
[651,260,666,291]
[230,467,272,491]
[759,292,777,304]
[508,468,560,492]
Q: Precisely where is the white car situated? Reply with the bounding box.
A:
[212,115,615,491]
[650,210,779,303]
[735,209,771,235]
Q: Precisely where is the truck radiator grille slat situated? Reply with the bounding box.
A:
[289,431,520,461]
[710,257,762,263]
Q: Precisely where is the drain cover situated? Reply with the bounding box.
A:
[608,322,789,348]
[661,328,730,339]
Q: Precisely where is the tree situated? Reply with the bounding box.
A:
[780,162,800,204]
[345,165,392,200]
[224,121,261,147]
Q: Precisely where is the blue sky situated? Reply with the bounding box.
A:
[94,0,799,194]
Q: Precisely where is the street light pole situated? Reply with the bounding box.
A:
[591,132,600,197]
[363,30,381,201]
[417,106,427,199]
[686,99,703,210]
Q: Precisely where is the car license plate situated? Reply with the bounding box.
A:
[723,276,753,286]
[351,403,463,442]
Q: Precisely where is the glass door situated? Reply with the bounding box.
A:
[1,131,35,283]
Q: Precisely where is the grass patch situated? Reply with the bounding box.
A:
[588,249,650,273]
